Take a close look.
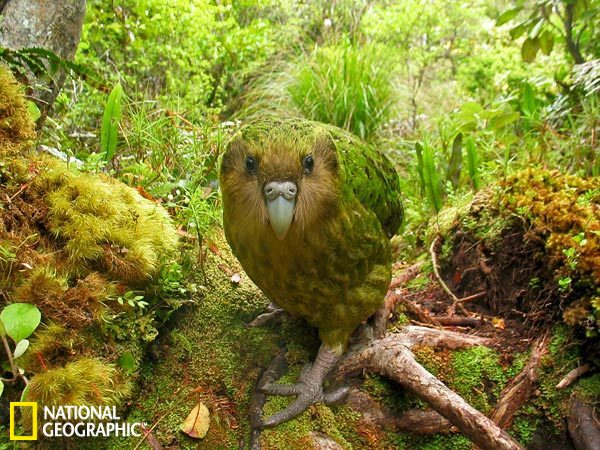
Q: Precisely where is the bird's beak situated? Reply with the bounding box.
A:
[263,181,297,240]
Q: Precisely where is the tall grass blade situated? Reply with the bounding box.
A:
[101,82,124,162]
[422,143,443,214]
[465,136,480,191]
[447,132,463,189]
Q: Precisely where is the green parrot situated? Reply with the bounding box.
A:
[220,117,403,427]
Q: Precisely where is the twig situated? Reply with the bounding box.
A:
[429,236,469,316]
[556,363,592,389]
[455,291,487,304]
[1,334,22,384]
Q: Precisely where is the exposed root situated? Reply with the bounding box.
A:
[567,397,600,450]
[557,363,593,390]
[396,409,453,434]
[339,329,524,450]
[490,334,549,429]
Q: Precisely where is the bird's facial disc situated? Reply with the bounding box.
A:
[263,181,297,239]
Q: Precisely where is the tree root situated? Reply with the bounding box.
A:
[339,327,524,450]
[491,335,549,429]
[557,363,592,389]
[567,397,600,450]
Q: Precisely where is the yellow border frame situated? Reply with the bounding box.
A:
[9,402,37,441]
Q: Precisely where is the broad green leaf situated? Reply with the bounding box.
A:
[0,304,41,343]
[489,111,521,130]
[26,101,41,122]
[521,37,540,62]
[100,82,124,162]
[497,6,523,26]
[13,339,29,359]
[0,318,5,337]
[465,137,480,191]
[539,30,554,55]
[446,133,463,190]
[521,83,538,118]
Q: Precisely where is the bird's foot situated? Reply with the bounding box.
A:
[247,303,289,328]
[257,345,348,428]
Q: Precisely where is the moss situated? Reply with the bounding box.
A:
[574,373,600,403]
[29,159,178,284]
[0,65,36,157]
[450,346,509,413]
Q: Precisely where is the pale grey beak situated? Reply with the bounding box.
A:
[264,181,297,240]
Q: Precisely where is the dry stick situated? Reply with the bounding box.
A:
[340,329,524,450]
[429,236,470,316]
[556,363,592,389]
[491,335,549,429]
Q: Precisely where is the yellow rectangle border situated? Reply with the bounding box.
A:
[9,402,37,440]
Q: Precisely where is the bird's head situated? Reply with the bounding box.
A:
[220,123,341,241]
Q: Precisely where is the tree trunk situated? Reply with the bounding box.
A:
[0,0,87,122]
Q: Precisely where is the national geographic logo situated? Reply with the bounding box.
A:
[9,402,144,440]
[10,402,37,440]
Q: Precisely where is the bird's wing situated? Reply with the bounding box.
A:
[327,125,404,237]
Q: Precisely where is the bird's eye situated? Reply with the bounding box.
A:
[302,155,314,174]
[245,156,257,175]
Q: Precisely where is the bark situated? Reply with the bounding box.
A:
[340,330,524,450]
[0,0,87,121]
[490,335,548,429]
[567,397,600,450]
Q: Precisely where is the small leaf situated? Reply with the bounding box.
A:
[539,30,554,55]
[528,19,544,39]
[100,82,124,162]
[26,101,41,122]
[117,351,136,375]
[20,384,29,402]
[521,37,540,62]
[497,6,523,26]
[13,339,29,359]
[509,21,529,39]
[492,317,506,330]
[0,380,3,397]
[181,402,210,439]
[0,303,41,343]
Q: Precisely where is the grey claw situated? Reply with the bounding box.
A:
[261,392,317,428]
[259,382,302,396]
